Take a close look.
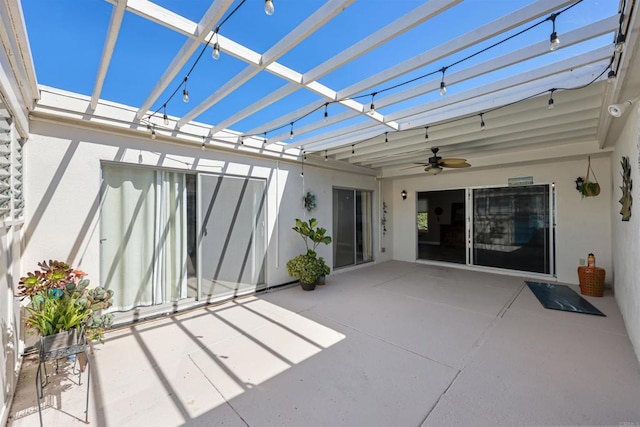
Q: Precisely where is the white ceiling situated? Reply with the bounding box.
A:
[13,0,640,176]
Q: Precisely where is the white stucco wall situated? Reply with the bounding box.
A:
[389,155,613,285]
[611,102,640,365]
[22,120,381,291]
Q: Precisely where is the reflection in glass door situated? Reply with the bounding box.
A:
[472,185,552,274]
[198,174,266,302]
[333,188,373,268]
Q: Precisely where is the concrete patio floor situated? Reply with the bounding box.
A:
[7,261,640,426]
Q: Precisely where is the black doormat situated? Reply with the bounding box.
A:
[525,281,606,317]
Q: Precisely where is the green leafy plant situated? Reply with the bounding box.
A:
[287,218,332,288]
[18,260,115,343]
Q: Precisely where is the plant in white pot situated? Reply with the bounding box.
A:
[286,218,332,290]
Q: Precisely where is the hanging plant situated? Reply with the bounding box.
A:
[303,192,316,211]
[579,156,600,198]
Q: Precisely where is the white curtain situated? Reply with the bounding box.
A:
[101,166,187,312]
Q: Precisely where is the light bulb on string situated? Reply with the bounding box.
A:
[201,137,206,151]
[163,105,169,125]
[439,68,447,96]
[323,103,329,122]
[289,122,294,140]
[265,0,274,16]
[263,133,268,145]
[325,150,328,161]
[370,93,376,113]
[182,77,189,102]
[547,89,555,110]
[479,113,486,131]
[607,69,616,83]
[151,127,157,140]
[212,42,220,60]
[424,126,429,140]
[615,32,626,52]
[351,145,355,156]
[384,132,388,147]
[549,13,560,51]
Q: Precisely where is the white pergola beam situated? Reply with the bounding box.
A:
[287,16,616,148]
[134,0,235,120]
[91,0,127,111]
[178,0,355,128]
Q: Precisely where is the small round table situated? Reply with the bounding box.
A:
[577,266,605,297]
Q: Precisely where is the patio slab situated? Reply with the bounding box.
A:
[7,261,640,426]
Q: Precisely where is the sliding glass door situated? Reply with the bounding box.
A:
[100,165,191,311]
[471,184,552,274]
[198,174,266,302]
[333,188,373,268]
[100,165,267,316]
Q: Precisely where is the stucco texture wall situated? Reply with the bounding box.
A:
[23,120,380,292]
[612,102,640,365]
[389,155,613,286]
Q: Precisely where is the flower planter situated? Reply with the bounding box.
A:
[300,281,317,291]
[39,329,85,359]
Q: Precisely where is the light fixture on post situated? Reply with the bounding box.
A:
[401,190,407,200]
[264,0,274,15]
[549,13,560,51]
[608,96,640,117]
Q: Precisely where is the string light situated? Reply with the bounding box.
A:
[424,126,429,140]
[324,103,329,122]
[384,132,388,146]
[439,67,447,95]
[263,133,268,144]
[182,77,189,103]
[351,144,355,156]
[549,13,560,51]
[547,89,555,110]
[151,126,157,140]
[615,13,626,52]
[201,136,206,150]
[325,150,328,161]
[370,92,376,113]
[607,69,616,83]
[163,107,169,126]
[212,42,220,60]
[289,122,294,139]
[265,0,275,16]
[300,151,304,177]
[479,113,486,131]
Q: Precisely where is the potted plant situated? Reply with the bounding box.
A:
[18,260,115,352]
[286,218,332,290]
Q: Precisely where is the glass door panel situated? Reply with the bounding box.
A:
[333,189,355,268]
[198,174,266,303]
[472,185,551,274]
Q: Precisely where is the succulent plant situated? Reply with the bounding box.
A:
[18,260,115,342]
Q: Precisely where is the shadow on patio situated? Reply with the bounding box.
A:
[7,261,640,426]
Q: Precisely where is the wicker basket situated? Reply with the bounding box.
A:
[577,266,605,297]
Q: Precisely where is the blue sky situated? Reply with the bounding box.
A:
[21,0,616,139]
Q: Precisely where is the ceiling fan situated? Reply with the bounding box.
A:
[414,147,471,175]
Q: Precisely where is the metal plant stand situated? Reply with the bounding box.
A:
[35,329,91,426]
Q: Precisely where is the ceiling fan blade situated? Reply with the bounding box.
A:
[439,157,467,164]
[413,162,430,166]
[442,162,471,168]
